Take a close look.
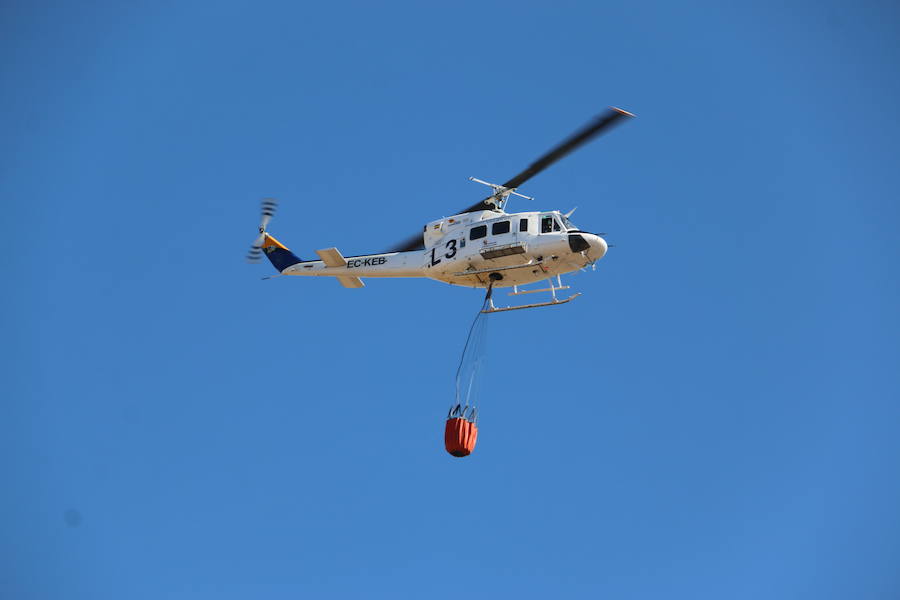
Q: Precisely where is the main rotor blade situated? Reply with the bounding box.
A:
[458,107,634,214]
[385,231,425,253]
[383,107,634,252]
[502,107,633,189]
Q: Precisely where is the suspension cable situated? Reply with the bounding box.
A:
[452,283,494,416]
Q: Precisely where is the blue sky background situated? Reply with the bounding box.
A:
[3,1,900,598]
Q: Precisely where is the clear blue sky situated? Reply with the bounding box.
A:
[3,1,900,598]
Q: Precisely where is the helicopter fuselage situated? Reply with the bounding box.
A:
[277,209,607,289]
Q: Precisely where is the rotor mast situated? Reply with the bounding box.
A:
[467,177,534,212]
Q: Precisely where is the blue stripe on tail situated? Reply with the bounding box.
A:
[264,246,303,272]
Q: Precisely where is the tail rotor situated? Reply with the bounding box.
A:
[246,198,278,263]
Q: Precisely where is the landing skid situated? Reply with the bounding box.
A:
[481,275,581,314]
[482,293,582,313]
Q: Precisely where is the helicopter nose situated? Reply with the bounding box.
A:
[567,232,608,259]
[590,235,608,259]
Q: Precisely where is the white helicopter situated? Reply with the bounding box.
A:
[247,107,634,312]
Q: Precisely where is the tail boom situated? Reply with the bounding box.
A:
[282,249,425,279]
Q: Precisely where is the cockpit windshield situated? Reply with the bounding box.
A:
[560,214,577,230]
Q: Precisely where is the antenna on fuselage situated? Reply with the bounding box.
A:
[468,177,535,212]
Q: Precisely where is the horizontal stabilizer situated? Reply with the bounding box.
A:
[337,276,365,288]
[316,247,347,267]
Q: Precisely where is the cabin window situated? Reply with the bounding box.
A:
[470,225,487,240]
[541,216,553,233]
[492,220,510,235]
[519,218,529,232]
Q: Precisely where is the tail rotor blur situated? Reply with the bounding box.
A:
[246,198,278,263]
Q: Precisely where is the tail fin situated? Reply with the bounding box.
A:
[262,234,303,272]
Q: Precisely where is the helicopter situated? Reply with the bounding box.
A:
[247,107,634,313]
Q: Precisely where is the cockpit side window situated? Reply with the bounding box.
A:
[541,216,553,234]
